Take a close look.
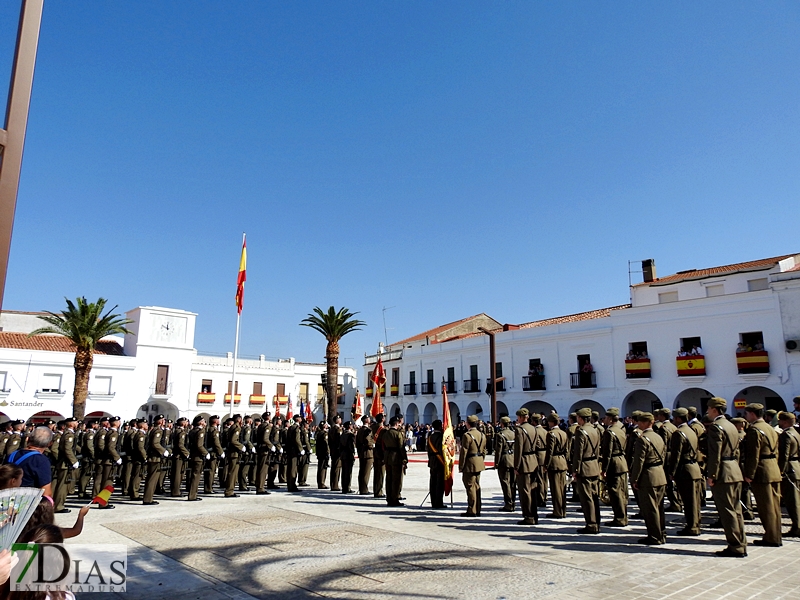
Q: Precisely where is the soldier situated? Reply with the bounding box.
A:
[731,417,754,520]
[158,419,173,494]
[171,418,190,497]
[53,417,79,513]
[687,406,707,507]
[777,411,800,537]
[340,421,357,494]
[743,402,782,546]
[5,421,25,460]
[97,416,121,508]
[238,416,256,491]
[129,420,148,500]
[630,412,667,545]
[459,415,486,517]
[668,407,703,536]
[187,415,208,502]
[47,421,63,476]
[426,419,446,509]
[494,416,516,512]
[655,408,682,514]
[706,397,747,557]
[625,410,643,518]
[224,414,244,498]
[284,414,304,492]
[383,416,407,506]
[356,415,374,494]
[120,420,136,496]
[328,415,343,491]
[571,407,602,534]
[278,419,288,483]
[530,413,548,508]
[204,416,224,494]
[565,412,579,502]
[600,407,628,527]
[298,419,312,487]
[371,413,387,498]
[0,422,10,458]
[267,415,283,489]
[143,414,168,505]
[513,408,539,525]
[544,413,568,518]
[315,421,330,489]
[254,412,274,494]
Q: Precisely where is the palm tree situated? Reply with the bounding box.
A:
[300,306,365,423]
[30,297,133,420]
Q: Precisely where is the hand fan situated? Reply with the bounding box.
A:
[0,487,44,550]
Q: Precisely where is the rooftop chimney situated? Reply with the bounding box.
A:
[642,259,656,283]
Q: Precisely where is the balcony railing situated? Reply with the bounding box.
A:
[486,378,506,392]
[404,383,417,395]
[445,380,456,394]
[197,392,216,404]
[736,351,769,374]
[463,379,481,393]
[676,355,705,376]
[625,359,651,379]
[570,372,597,389]
[150,382,173,397]
[522,375,546,391]
[421,382,436,394]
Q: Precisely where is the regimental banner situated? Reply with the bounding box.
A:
[676,356,706,376]
[736,351,769,373]
[197,393,216,404]
[249,394,266,405]
[625,359,651,378]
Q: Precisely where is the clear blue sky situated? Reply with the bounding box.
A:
[2,2,799,366]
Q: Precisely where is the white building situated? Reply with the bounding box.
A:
[0,306,357,423]
[363,254,800,424]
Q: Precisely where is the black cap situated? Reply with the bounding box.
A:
[154,414,165,420]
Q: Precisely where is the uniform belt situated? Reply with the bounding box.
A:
[722,456,737,461]
[644,461,663,468]
[679,459,697,465]
[789,457,800,461]
[504,450,513,455]
[760,454,777,460]
[551,451,566,456]
[610,452,624,458]
[581,455,597,462]
[522,451,536,456]
[466,453,485,458]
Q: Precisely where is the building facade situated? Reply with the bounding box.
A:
[0,306,357,423]
[364,254,800,424]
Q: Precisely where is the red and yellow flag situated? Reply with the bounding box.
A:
[353,391,363,421]
[441,380,456,496]
[370,358,386,417]
[92,484,114,507]
[235,236,247,314]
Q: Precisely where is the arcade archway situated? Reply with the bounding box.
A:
[496,401,509,419]
[674,388,714,414]
[733,386,786,415]
[422,402,438,424]
[449,402,460,425]
[622,390,663,417]
[568,399,605,415]
[137,401,179,423]
[466,400,485,418]
[406,402,420,424]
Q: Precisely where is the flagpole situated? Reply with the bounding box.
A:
[229,311,241,418]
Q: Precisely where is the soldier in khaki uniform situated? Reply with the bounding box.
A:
[171,418,190,497]
[655,408,682,513]
[531,413,548,508]
[267,415,283,489]
[777,411,800,537]
[371,413,386,498]
[571,407,602,533]
[144,415,168,505]
[687,406,707,506]
[102,417,122,497]
[356,415,374,494]
[77,419,97,499]
[459,415,486,517]
[600,407,628,527]
[743,403,782,546]
[298,419,312,486]
[513,408,539,525]
[494,416,516,512]
[53,417,79,513]
[706,397,747,557]
[285,414,304,493]
[224,414,244,498]
[382,416,407,506]
[426,419,446,509]
[91,418,109,498]
[544,413,568,518]
[630,412,667,544]
[255,412,274,494]
[204,416,224,494]
[315,421,330,490]
[187,415,208,502]
[667,407,703,536]
[339,420,357,494]
[129,420,148,500]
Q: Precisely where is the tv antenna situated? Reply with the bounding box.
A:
[382,306,395,346]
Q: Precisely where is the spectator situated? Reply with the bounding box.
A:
[4,426,54,495]
[0,464,23,489]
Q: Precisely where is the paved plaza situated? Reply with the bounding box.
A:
[57,457,800,600]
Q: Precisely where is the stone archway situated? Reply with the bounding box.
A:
[568,399,605,415]
[521,400,557,418]
[496,401,509,419]
[466,400,485,419]
[28,410,65,425]
[423,402,438,424]
[674,388,714,415]
[0,412,9,424]
[622,390,663,417]
[448,402,460,425]
[137,401,179,423]
[406,403,420,424]
[733,386,786,416]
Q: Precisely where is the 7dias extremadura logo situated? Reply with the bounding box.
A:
[11,544,127,593]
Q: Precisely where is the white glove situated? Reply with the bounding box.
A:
[271,446,276,452]
[251,447,256,454]
[279,448,283,454]
[205,453,211,460]
[116,458,122,465]
[300,450,306,456]
[163,450,169,457]
[72,462,80,469]
[221,452,225,459]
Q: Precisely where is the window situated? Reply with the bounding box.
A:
[739,332,764,350]
[41,374,61,393]
[227,381,240,394]
[0,371,7,392]
[201,379,213,393]
[469,365,478,381]
[680,336,702,354]
[494,362,504,392]
[446,367,455,383]
[299,382,308,401]
[409,371,416,385]
[253,381,263,395]
[317,383,325,400]
[628,342,648,358]
[391,368,399,386]
[156,365,169,394]
[426,369,434,384]
[748,278,768,292]
[336,384,344,405]
[93,376,112,395]
[706,284,724,297]
[528,358,542,372]
[276,383,285,396]
[658,291,678,304]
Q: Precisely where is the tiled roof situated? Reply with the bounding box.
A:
[633,254,798,287]
[0,332,126,355]
[786,264,800,273]
[518,305,631,329]
[390,313,499,347]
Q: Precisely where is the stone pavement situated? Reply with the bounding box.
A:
[55,457,800,600]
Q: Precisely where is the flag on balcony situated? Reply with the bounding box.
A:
[370,357,386,417]
[441,380,456,496]
[235,235,247,314]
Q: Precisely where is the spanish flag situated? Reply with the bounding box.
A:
[92,484,114,507]
[235,235,247,314]
[441,380,456,496]
[370,358,386,417]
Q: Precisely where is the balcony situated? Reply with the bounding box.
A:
[150,382,173,399]
[736,351,769,374]
[570,372,597,389]
[625,359,651,379]
[224,394,242,405]
[463,379,481,393]
[421,382,436,395]
[197,392,216,404]
[404,383,417,395]
[366,386,385,398]
[486,378,506,392]
[249,394,266,406]
[390,385,399,397]
[445,380,456,394]
[522,375,546,391]
[676,355,705,377]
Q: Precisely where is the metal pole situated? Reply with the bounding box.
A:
[229,311,240,418]
[479,327,497,425]
[0,0,45,311]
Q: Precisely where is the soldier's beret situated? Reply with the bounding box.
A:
[192,415,205,426]
[467,415,480,425]
[659,408,672,416]
[730,417,747,425]
[154,414,165,420]
[112,416,121,421]
[569,412,577,418]
[576,408,592,418]
[361,415,370,423]
[14,419,25,425]
[516,408,529,417]
[546,413,560,424]
[261,412,271,420]
[687,406,698,415]
[500,416,512,424]
[765,409,777,417]
[673,407,689,419]
[605,407,620,417]
[744,403,764,413]
[637,412,655,422]
[591,411,600,419]
[793,395,800,404]
[233,414,242,420]
[778,411,796,424]
[45,419,55,426]
[631,410,642,418]
[293,414,302,421]
[707,397,727,410]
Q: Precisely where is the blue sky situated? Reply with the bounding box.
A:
[2,2,799,366]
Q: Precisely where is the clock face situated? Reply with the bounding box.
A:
[151,315,187,345]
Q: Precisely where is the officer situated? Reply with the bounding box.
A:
[356,415,374,494]
[667,407,703,536]
[571,407,602,534]
[204,416,224,494]
[254,412,274,494]
[743,403,782,546]
[600,407,628,527]
[328,415,343,491]
[129,420,148,500]
[187,415,208,502]
[340,420,357,494]
[565,413,579,502]
[544,413,568,518]
[0,422,10,458]
[777,411,800,537]
[267,415,283,489]
[371,413,387,498]
[426,419,446,509]
[382,416,407,506]
[315,421,330,489]
[224,414,244,498]
[706,397,747,557]
[144,414,168,505]
[285,414,304,492]
[171,418,190,497]
[460,415,486,517]
[513,408,539,525]
[298,418,312,487]
[53,416,79,513]
[530,413,548,508]
[630,412,667,545]
[77,419,97,499]
[494,416,516,512]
